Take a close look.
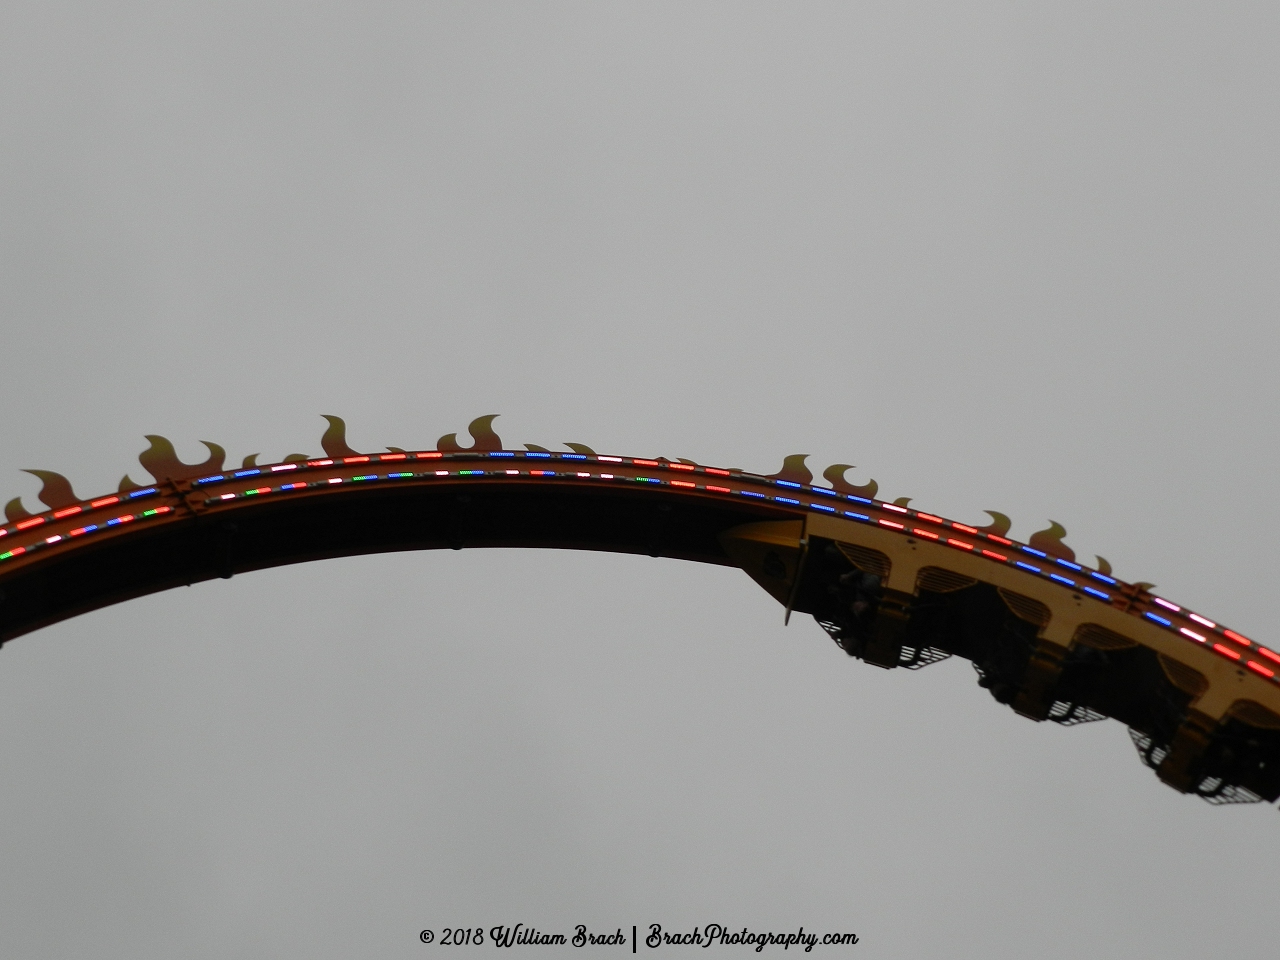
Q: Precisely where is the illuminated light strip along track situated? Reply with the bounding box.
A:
[0,448,1270,684]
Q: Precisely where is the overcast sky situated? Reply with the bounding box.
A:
[1,3,1278,957]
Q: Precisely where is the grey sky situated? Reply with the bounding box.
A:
[1,3,1278,957]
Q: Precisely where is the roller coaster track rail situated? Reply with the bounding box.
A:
[1,415,1277,807]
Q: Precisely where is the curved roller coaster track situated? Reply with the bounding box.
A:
[1,415,1277,806]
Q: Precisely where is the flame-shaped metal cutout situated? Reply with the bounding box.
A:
[1029,521,1075,562]
[524,443,551,452]
[769,454,812,485]
[386,446,406,453]
[138,436,226,483]
[241,454,258,469]
[437,415,503,453]
[4,497,31,522]
[820,464,878,499]
[320,415,360,459]
[892,497,912,508]
[21,470,78,509]
[119,475,142,493]
[1096,555,1113,577]
[283,454,310,463]
[565,442,596,456]
[977,510,1012,537]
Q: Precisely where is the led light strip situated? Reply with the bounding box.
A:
[0,487,160,540]
[6,449,1274,680]
[0,505,173,562]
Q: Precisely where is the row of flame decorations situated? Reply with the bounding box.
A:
[3,415,1089,568]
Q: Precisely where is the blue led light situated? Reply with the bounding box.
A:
[563,454,586,460]
[741,491,767,499]
[844,511,871,520]
[811,488,835,497]
[1049,574,1074,586]
[488,452,514,457]
[107,517,123,526]
[775,480,802,489]
[352,474,377,481]
[1145,612,1172,627]
[775,496,800,505]
[1056,559,1082,571]
[535,470,556,476]
[389,472,414,479]
[525,452,551,458]
[1016,561,1041,573]
[128,488,157,499]
[1090,572,1117,585]
[458,470,483,476]
[810,503,836,513]
[1022,547,1047,558]
[847,495,873,504]
[194,475,225,486]
[1083,587,1110,600]
[234,468,261,478]
[635,477,661,484]
[81,524,98,533]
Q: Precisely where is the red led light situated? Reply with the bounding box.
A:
[669,463,695,471]
[671,480,696,488]
[113,515,135,525]
[417,452,443,459]
[706,485,731,493]
[70,527,89,536]
[1213,643,1241,661]
[883,504,909,514]
[988,535,1012,545]
[705,468,731,476]
[1257,647,1280,665]
[16,518,44,530]
[307,459,334,467]
[915,513,943,524]
[633,459,659,467]
[90,496,119,508]
[911,528,939,540]
[1247,662,1275,678]
[1223,629,1252,648]
[343,456,370,464]
[952,523,978,534]
[53,507,82,518]
[531,470,550,476]
[381,453,406,461]
[947,539,974,551]
[878,520,904,529]
[981,550,1008,561]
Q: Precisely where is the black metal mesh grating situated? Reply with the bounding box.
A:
[1047,700,1108,726]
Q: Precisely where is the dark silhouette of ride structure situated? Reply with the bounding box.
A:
[2,415,1277,806]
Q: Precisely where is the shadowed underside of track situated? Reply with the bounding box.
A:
[0,484,781,641]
